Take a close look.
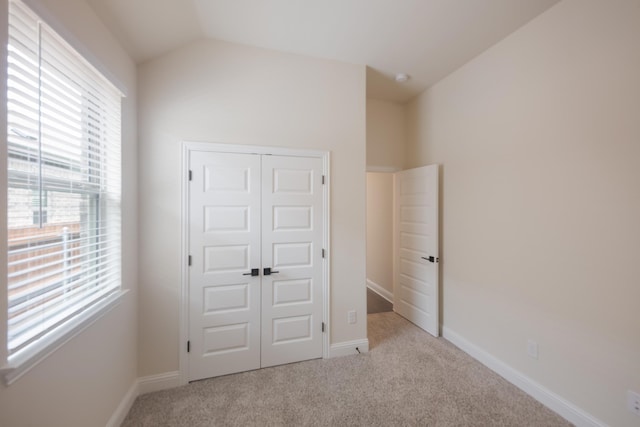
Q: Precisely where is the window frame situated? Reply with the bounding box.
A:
[1,0,127,385]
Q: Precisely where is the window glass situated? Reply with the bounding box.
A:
[6,0,122,359]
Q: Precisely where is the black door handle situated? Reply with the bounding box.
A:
[421,256,439,263]
[263,268,280,275]
[242,268,260,276]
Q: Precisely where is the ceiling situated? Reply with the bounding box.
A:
[87,0,560,103]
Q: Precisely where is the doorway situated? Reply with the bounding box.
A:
[366,172,395,314]
[366,166,440,336]
[181,143,330,383]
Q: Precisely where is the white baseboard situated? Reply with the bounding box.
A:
[442,327,606,427]
[366,279,393,303]
[138,371,181,395]
[106,380,138,427]
[328,339,369,358]
[107,371,181,425]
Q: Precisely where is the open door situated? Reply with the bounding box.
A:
[393,165,439,336]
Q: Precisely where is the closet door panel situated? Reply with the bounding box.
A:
[260,155,324,367]
[188,152,261,381]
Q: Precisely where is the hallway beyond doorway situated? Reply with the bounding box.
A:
[367,288,392,314]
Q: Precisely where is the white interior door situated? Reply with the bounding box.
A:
[188,152,261,380]
[261,155,324,367]
[188,149,324,381]
[393,165,439,336]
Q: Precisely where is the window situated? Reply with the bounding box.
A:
[5,0,123,379]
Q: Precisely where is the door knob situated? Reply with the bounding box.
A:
[421,256,439,263]
[242,268,260,276]
[263,268,279,275]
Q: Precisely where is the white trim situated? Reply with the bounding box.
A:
[138,371,181,395]
[328,339,369,358]
[442,327,607,427]
[366,166,400,173]
[182,141,327,158]
[106,380,138,427]
[0,0,9,372]
[322,153,331,359]
[106,372,181,426]
[391,172,398,327]
[2,290,128,385]
[366,279,393,303]
[180,141,330,384]
[179,143,190,386]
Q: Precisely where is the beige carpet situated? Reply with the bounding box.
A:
[122,312,572,426]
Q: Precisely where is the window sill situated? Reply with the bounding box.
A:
[1,289,128,385]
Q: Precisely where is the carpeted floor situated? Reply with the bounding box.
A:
[122,312,572,426]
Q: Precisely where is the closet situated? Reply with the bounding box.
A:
[185,147,326,381]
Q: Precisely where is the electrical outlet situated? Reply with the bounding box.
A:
[628,390,640,416]
[347,310,357,324]
[527,339,538,359]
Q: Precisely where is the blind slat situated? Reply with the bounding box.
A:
[9,255,121,301]
[8,281,119,352]
[8,241,121,282]
[8,266,121,318]
[8,238,121,279]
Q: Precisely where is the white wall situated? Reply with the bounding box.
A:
[0,0,138,426]
[366,173,394,299]
[405,0,640,425]
[366,98,405,171]
[137,39,367,376]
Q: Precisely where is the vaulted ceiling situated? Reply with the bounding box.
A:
[86,0,559,103]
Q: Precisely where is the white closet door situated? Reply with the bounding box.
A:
[188,152,261,380]
[187,150,325,381]
[260,155,324,367]
[394,165,440,337]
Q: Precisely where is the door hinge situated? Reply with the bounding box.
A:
[187,340,190,353]
[188,170,192,181]
[322,249,325,258]
[188,255,192,266]
[322,175,325,185]
[322,322,325,333]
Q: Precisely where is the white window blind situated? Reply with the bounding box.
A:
[6,0,122,359]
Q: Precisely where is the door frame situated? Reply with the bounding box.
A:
[179,141,331,385]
